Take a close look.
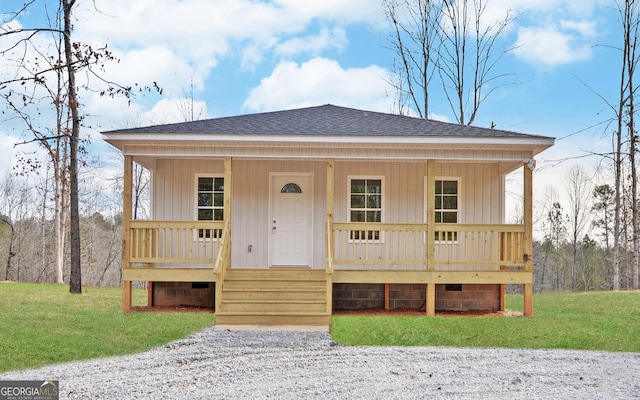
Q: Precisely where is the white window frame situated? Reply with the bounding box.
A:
[424,176,461,243]
[347,175,385,242]
[194,173,224,241]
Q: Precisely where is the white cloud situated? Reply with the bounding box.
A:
[83,93,145,131]
[95,46,201,97]
[242,57,393,113]
[491,0,607,16]
[73,0,382,74]
[487,0,607,67]
[275,27,348,57]
[428,113,451,123]
[560,20,597,38]
[141,98,210,125]
[514,24,593,66]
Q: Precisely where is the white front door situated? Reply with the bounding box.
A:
[270,174,313,266]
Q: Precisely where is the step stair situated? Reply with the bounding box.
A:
[215,268,331,326]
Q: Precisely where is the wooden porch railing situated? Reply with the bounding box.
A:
[213,218,231,313]
[333,222,427,266]
[129,220,224,264]
[326,218,334,273]
[213,219,231,273]
[434,223,526,269]
[332,222,526,269]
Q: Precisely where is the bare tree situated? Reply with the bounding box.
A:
[384,0,515,124]
[592,183,616,287]
[384,0,440,118]
[176,79,206,122]
[2,6,71,284]
[1,1,160,293]
[612,0,640,290]
[622,0,640,291]
[0,216,16,281]
[0,174,33,281]
[564,165,594,290]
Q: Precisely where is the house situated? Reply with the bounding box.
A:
[103,104,554,325]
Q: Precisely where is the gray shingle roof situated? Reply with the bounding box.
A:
[103,104,550,139]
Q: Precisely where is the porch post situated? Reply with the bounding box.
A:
[224,157,232,267]
[326,159,334,314]
[122,155,133,312]
[523,161,534,316]
[326,159,334,235]
[426,159,436,316]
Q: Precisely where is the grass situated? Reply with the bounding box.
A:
[1,284,638,373]
[331,291,640,352]
[0,282,214,373]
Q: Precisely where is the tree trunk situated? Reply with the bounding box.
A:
[63,0,82,294]
[1,218,16,281]
[613,1,629,291]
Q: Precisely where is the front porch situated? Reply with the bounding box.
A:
[120,157,534,323]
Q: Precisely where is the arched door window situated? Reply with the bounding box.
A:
[281,183,302,193]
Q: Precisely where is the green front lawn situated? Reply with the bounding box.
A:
[0,282,213,373]
[2,283,638,373]
[331,291,640,352]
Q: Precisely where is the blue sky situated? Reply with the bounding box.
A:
[0,0,624,216]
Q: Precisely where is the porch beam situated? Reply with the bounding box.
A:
[122,155,133,312]
[431,270,532,284]
[332,270,532,284]
[123,268,217,282]
[523,161,534,316]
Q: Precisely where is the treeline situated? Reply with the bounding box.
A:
[0,168,131,287]
[0,213,121,287]
[533,237,636,293]
[529,162,638,293]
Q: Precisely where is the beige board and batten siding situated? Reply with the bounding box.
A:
[332,161,505,272]
[232,159,327,269]
[152,158,327,269]
[152,158,225,269]
[151,158,507,270]
[333,161,504,224]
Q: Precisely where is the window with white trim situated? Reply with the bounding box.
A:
[196,175,224,239]
[435,178,459,241]
[425,177,460,242]
[349,176,383,240]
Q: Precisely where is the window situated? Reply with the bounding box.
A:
[434,178,459,241]
[349,177,383,240]
[281,183,302,193]
[196,175,224,239]
[425,177,460,242]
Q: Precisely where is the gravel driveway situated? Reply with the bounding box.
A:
[2,327,639,399]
